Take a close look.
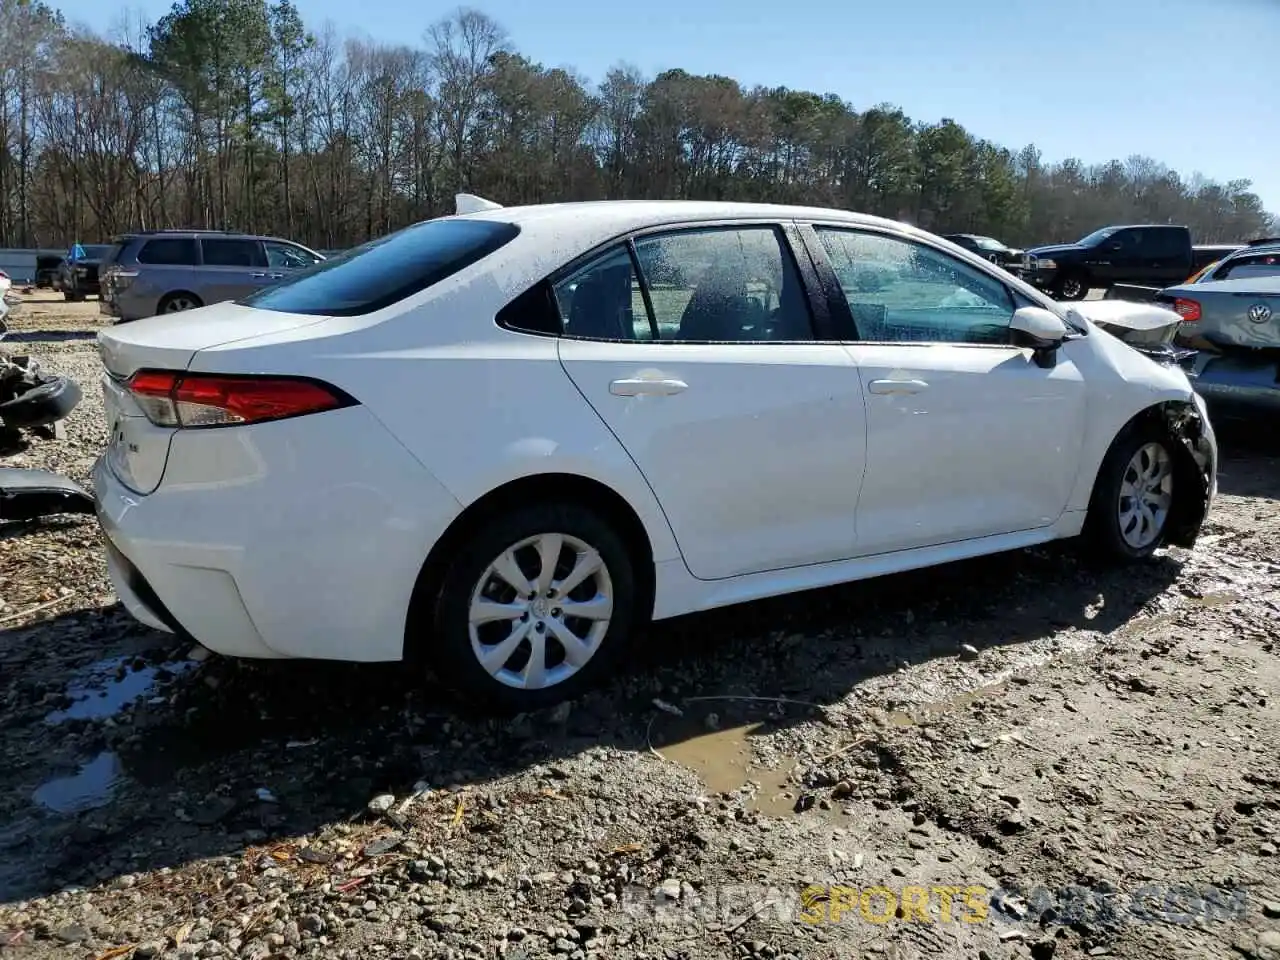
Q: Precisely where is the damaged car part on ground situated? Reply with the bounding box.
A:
[0,354,83,432]
[92,196,1219,713]
[0,466,95,522]
[0,300,94,524]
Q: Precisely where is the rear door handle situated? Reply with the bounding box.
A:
[868,378,929,395]
[609,377,688,397]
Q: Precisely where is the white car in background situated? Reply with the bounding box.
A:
[93,197,1218,712]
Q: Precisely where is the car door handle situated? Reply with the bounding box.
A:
[251,272,285,279]
[609,377,688,397]
[868,378,929,395]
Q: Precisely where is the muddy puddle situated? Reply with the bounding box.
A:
[45,655,198,724]
[31,752,123,814]
[652,719,803,816]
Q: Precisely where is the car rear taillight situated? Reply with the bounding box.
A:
[1172,298,1201,322]
[126,371,355,428]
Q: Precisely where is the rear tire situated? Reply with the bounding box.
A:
[427,502,638,713]
[1083,423,1177,562]
[158,292,203,314]
[1054,272,1090,301]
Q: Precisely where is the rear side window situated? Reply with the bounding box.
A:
[202,238,266,267]
[137,238,198,266]
[241,219,520,316]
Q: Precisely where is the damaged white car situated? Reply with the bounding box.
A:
[91,198,1217,711]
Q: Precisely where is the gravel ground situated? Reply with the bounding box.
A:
[1,293,1279,960]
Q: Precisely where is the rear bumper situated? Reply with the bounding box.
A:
[92,405,465,662]
[1186,352,1280,413]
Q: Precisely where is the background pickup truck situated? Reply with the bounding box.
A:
[1022,224,1196,300]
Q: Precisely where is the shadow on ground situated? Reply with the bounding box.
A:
[0,528,1184,903]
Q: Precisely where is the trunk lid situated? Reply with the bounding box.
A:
[97,301,326,495]
[97,300,325,378]
[1159,277,1280,351]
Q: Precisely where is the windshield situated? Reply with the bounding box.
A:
[972,236,1006,253]
[84,245,113,259]
[1076,227,1118,247]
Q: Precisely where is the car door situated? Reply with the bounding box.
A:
[198,237,270,303]
[805,224,1089,556]
[1091,228,1137,285]
[556,222,869,581]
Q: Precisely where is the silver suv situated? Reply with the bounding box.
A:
[99,230,326,322]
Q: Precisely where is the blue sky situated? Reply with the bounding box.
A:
[66,0,1280,215]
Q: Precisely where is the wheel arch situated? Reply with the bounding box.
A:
[1085,399,1213,549]
[402,471,657,662]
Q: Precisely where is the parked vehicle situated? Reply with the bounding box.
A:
[1186,239,1280,286]
[92,197,1217,711]
[1152,274,1280,419]
[34,254,63,289]
[1023,224,1194,300]
[1104,239,1280,305]
[99,229,326,322]
[54,244,114,301]
[1190,244,1245,277]
[940,233,1024,272]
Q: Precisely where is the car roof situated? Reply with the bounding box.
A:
[1227,241,1280,257]
[445,199,928,248]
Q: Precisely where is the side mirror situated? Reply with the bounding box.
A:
[1011,306,1069,368]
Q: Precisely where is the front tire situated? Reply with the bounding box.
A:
[1084,425,1177,561]
[429,502,638,712]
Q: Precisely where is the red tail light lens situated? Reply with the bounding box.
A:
[127,371,354,428]
[1172,298,1201,322]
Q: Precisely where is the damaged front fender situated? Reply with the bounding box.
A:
[1160,400,1215,549]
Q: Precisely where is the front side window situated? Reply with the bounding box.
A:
[241,219,520,317]
[202,238,266,267]
[549,225,815,343]
[136,237,198,266]
[816,228,1015,345]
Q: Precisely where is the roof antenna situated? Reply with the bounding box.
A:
[455,193,503,214]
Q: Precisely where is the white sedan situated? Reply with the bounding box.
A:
[93,198,1218,711]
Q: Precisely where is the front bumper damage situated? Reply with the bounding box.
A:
[1161,399,1215,550]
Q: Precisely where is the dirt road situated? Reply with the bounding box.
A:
[1,294,1278,960]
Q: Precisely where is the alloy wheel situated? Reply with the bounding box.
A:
[164,296,198,312]
[1060,277,1084,299]
[467,532,614,691]
[1117,442,1174,550]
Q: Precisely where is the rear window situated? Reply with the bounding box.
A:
[100,242,127,267]
[137,237,198,266]
[239,219,521,317]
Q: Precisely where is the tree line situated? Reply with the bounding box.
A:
[0,0,1274,252]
